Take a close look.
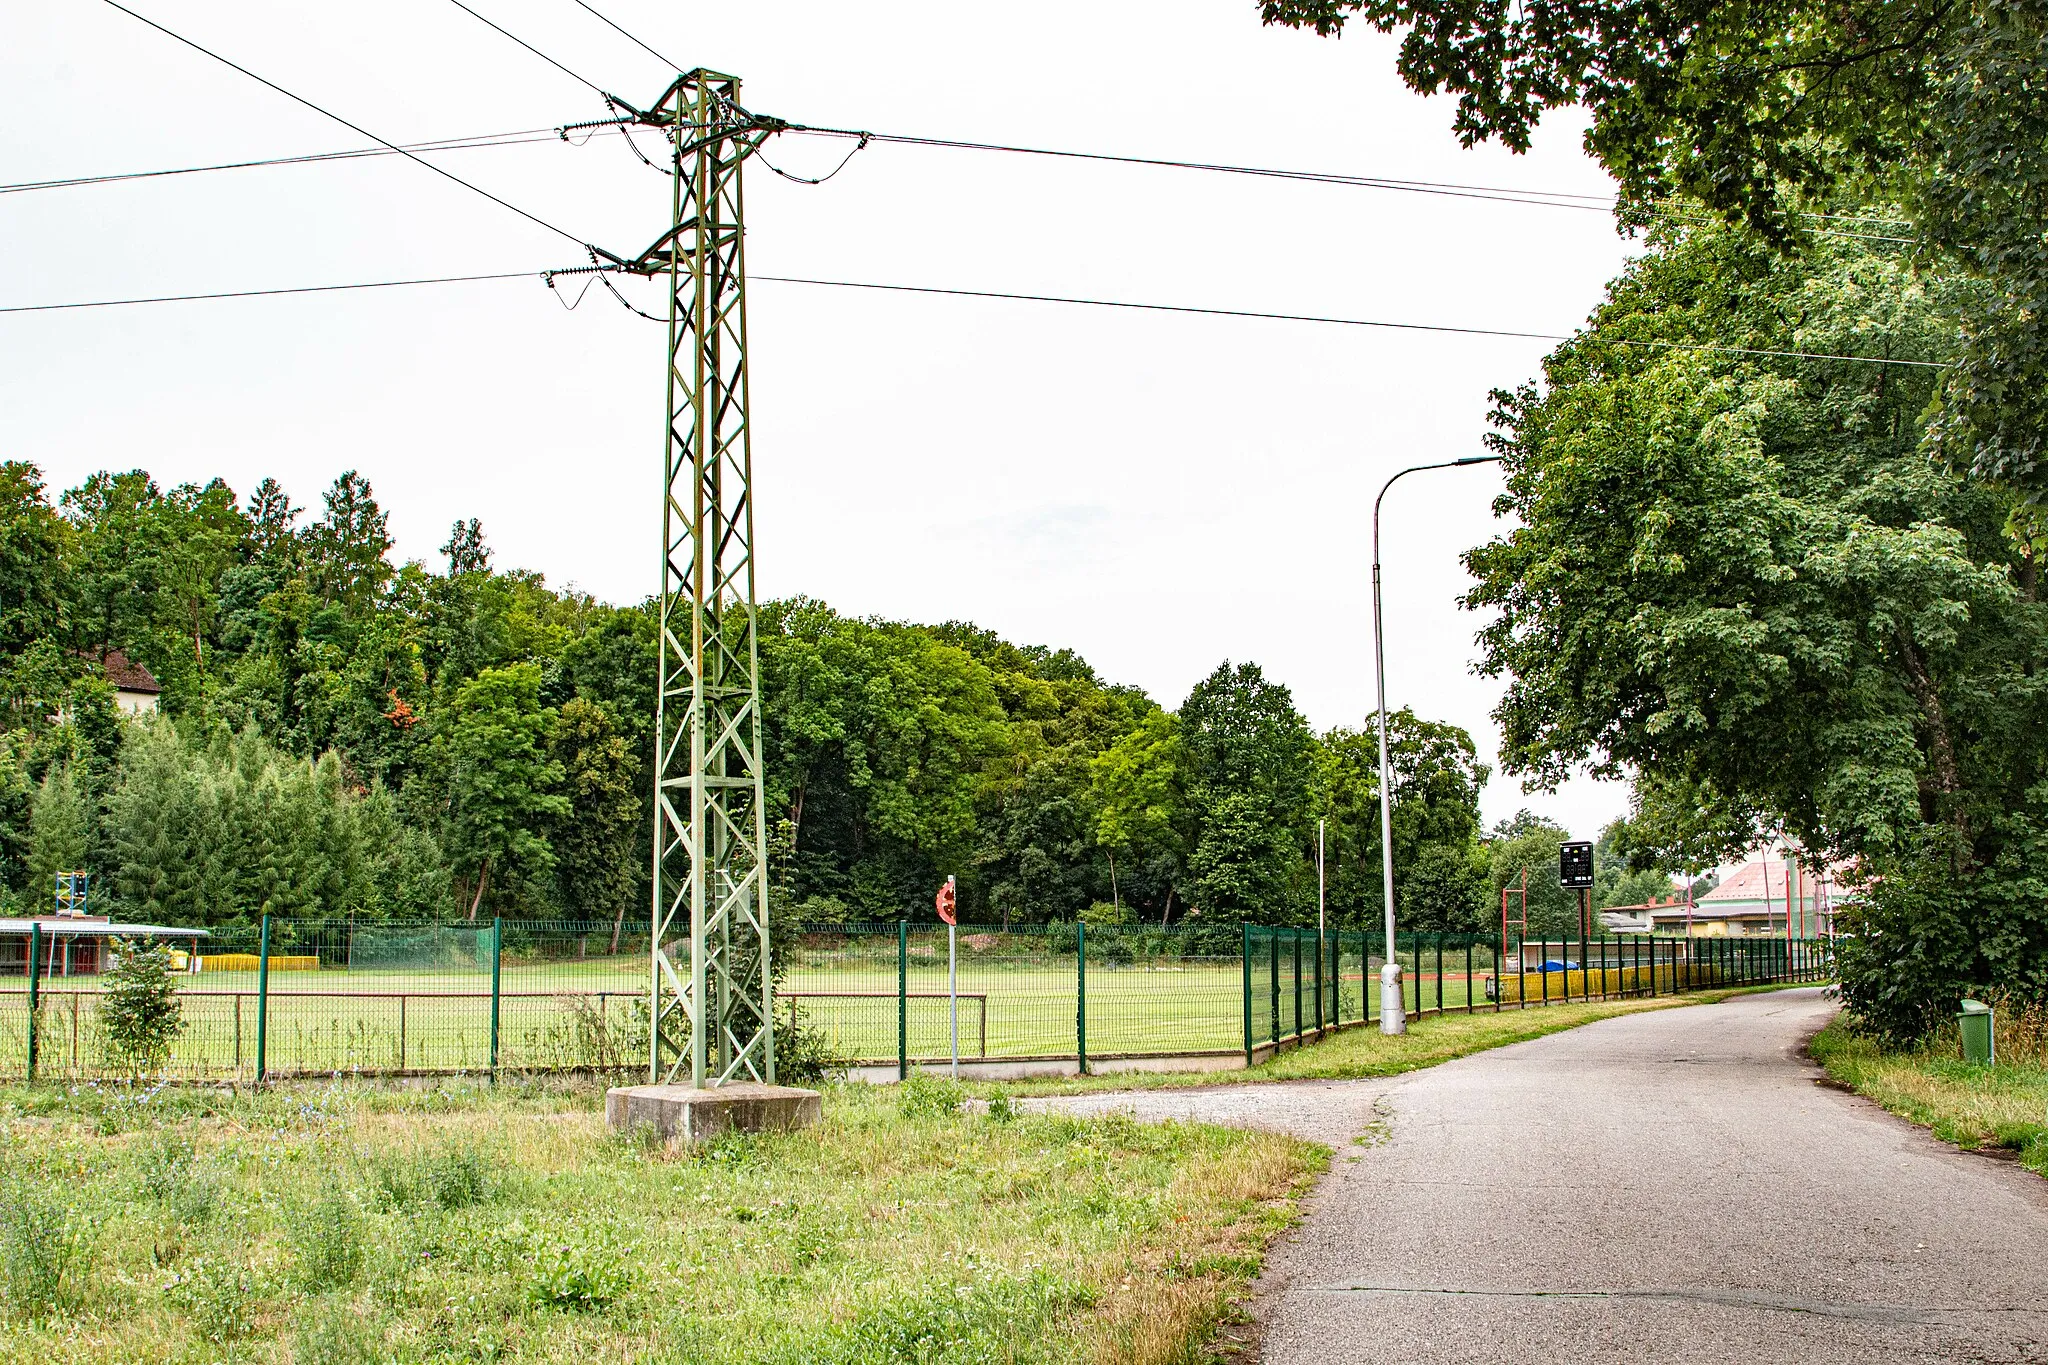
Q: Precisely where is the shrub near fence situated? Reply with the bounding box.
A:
[0,916,1832,1083]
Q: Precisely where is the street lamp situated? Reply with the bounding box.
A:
[1372,454,1503,1035]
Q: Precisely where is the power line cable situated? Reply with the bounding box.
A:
[741,274,1948,368]
[441,0,611,97]
[97,0,593,250]
[0,128,567,196]
[0,270,555,314]
[782,124,1919,241]
[4,261,1936,371]
[782,123,1616,212]
[567,0,682,72]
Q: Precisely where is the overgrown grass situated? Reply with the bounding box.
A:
[0,1077,1319,1364]
[992,983,1810,1096]
[1809,1017,2048,1178]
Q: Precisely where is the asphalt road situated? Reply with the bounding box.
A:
[1242,988,2048,1364]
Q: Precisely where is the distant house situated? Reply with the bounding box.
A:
[98,649,163,714]
[3,915,208,977]
[1602,855,1844,938]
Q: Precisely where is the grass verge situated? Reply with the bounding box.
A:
[990,983,1812,1097]
[0,1078,1319,1364]
[1809,1019,2048,1178]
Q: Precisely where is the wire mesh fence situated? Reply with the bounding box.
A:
[1243,925,1833,1059]
[0,915,1832,1083]
[785,922,1244,1068]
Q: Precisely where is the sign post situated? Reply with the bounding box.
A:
[935,876,959,1079]
[1559,840,1595,998]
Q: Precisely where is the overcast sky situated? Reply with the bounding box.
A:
[3,1,1640,838]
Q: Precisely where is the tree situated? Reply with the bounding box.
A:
[440,663,568,918]
[0,463,67,657]
[1486,812,1581,941]
[1262,0,2048,491]
[98,937,185,1075]
[548,697,641,946]
[441,519,491,576]
[1461,205,2048,1024]
[1179,662,1317,922]
[246,478,302,566]
[61,469,168,662]
[1317,708,1490,930]
[28,764,89,905]
[306,471,394,612]
[1091,710,1192,925]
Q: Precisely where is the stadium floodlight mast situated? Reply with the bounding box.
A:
[1371,454,1503,1035]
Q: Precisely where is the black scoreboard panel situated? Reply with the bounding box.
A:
[1559,840,1595,889]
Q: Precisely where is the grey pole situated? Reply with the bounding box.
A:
[1373,454,1503,1035]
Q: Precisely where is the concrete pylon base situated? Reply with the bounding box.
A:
[604,1082,822,1145]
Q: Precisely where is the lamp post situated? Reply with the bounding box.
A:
[1373,454,1503,1035]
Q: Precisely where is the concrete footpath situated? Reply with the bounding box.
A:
[1038,989,2048,1363]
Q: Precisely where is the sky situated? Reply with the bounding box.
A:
[1,0,1640,839]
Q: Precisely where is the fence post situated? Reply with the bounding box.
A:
[1075,922,1088,1075]
[1331,930,1342,1025]
[1242,924,1253,1067]
[1270,928,1280,1042]
[26,921,40,1082]
[897,920,909,1081]
[489,917,502,1083]
[255,913,271,1085]
[1313,927,1324,1035]
[1289,929,1301,1042]
[1493,927,1503,1013]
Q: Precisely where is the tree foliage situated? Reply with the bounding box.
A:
[1262,0,2048,490]
[1462,204,2048,1031]
[0,463,1507,938]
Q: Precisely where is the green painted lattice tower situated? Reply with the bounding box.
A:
[606,71,778,1088]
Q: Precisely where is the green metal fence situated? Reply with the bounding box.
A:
[2,916,655,1084]
[1243,925,1834,1063]
[785,922,1243,1074]
[1,916,1832,1083]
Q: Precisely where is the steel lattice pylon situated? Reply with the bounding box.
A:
[604,71,779,1088]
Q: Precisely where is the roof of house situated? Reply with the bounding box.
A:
[0,918,207,938]
[98,649,162,694]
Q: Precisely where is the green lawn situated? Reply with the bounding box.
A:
[1809,1018,2048,1178]
[0,1078,1321,1365]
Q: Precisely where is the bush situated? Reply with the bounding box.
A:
[1837,817,2048,1042]
[0,1182,95,1321]
[99,937,185,1076]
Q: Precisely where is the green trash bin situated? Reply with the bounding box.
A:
[1959,999,1994,1065]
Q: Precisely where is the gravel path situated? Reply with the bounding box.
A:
[1019,1076,1395,1145]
